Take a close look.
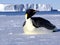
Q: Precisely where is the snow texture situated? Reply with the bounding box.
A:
[0,15,60,45]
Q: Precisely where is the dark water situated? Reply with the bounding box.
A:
[0,11,60,15]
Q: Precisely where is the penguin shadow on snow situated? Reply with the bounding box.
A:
[55,29,60,32]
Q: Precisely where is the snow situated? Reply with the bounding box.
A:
[0,15,60,45]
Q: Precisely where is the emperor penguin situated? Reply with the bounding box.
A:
[23,9,57,35]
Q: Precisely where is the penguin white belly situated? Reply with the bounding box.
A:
[23,18,53,35]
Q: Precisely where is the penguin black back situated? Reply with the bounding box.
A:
[31,17,56,30]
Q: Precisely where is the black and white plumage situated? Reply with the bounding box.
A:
[23,9,57,34]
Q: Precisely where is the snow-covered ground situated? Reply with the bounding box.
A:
[0,15,60,45]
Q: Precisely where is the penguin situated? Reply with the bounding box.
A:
[23,9,57,35]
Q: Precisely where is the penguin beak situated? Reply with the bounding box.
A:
[34,10,36,12]
[34,10,39,13]
[36,10,40,12]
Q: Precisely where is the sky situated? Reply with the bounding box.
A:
[0,0,60,9]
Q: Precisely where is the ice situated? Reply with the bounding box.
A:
[0,15,60,45]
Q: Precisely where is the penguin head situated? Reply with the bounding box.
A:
[25,9,36,19]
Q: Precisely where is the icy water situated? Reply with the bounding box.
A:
[0,15,60,45]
